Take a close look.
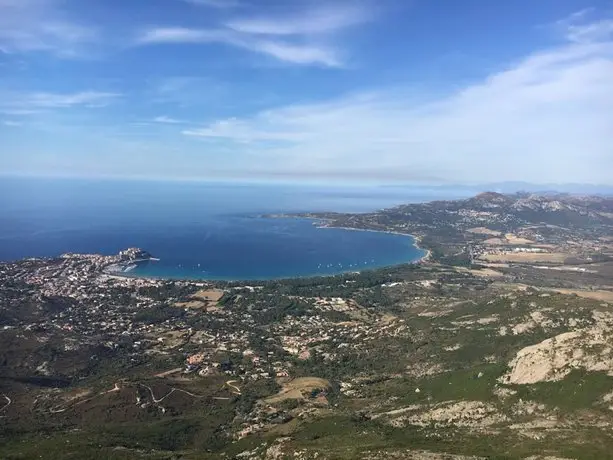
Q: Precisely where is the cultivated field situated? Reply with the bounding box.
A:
[480,252,569,263]
[263,377,330,404]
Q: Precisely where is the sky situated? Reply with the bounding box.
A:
[0,0,612,185]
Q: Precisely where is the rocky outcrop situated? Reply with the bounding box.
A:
[501,315,613,384]
[385,400,507,429]
[118,248,153,261]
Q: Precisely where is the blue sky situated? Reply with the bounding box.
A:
[0,0,612,184]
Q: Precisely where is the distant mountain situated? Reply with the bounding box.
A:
[463,192,613,220]
[380,182,613,196]
[308,191,613,244]
[471,192,513,205]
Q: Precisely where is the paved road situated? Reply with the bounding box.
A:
[225,380,241,395]
[0,394,11,413]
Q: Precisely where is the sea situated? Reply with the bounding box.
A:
[0,177,473,281]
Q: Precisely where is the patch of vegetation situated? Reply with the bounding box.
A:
[133,304,186,324]
[512,370,613,412]
[365,363,506,406]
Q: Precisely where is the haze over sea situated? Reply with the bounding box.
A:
[0,178,473,280]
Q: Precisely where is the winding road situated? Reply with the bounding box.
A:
[225,380,241,395]
[40,380,228,416]
[0,394,11,414]
[138,383,207,403]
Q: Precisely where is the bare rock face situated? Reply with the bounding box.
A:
[385,401,507,429]
[501,316,613,384]
[411,400,506,428]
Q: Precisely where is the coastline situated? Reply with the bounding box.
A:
[101,218,430,282]
[270,215,430,264]
[313,222,431,264]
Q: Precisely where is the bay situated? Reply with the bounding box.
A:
[0,177,472,280]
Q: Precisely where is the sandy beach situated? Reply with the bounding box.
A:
[315,223,431,264]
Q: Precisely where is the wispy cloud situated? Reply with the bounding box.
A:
[2,120,22,127]
[0,0,97,56]
[1,91,121,111]
[225,3,370,35]
[182,0,242,8]
[247,40,340,66]
[137,2,373,66]
[138,28,225,44]
[0,109,42,116]
[557,8,613,44]
[147,76,228,107]
[153,116,183,124]
[566,19,613,43]
[183,117,305,142]
[23,91,121,108]
[182,18,613,183]
[138,27,341,66]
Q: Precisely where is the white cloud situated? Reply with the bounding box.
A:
[137,2,373,66]
[182,0,241,8]
[25,91,120,108]
[566,19,613,43]
[138,28,226,44]
[247,40,340,66]
[225,3,370,35]
[1,91,121,111]
[138,27,341,66]
[183,117,305,142]
[0,0,97,56]
[153,116,183,124]
[147,76,228,107]
[182,28,613,184]
[2,120,22,127]
[0,109,42,115]
[557,8,613,44]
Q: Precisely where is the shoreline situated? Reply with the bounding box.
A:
[313,222,431,264]
[102,225,430,283]
[272,215,431,264]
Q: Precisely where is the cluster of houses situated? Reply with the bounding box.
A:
[2,250,410,390]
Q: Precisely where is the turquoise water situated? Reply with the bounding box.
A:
[128,217,424,281]
[0,178,465,280]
